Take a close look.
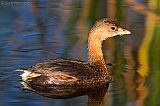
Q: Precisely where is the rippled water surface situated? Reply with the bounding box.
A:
[0,0,160,106]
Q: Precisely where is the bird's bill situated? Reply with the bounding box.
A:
[118,27,131,36]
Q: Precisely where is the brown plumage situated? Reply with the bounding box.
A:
[17,18,131,99]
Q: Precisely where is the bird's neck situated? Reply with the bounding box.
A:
[88,33,108,72]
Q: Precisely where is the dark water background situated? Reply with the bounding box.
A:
[0,0,160,106]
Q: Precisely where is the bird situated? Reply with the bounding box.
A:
[17,18,131,99]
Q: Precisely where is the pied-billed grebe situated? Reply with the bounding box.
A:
[17,18,131,99]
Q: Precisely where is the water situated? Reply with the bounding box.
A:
[0,0,160,106]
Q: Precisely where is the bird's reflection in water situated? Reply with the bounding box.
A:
[19,81,109,106]
[87,84,109,106]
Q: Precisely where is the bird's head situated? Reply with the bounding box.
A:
[89,18,131,40]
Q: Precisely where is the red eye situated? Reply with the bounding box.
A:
[111,26,116,30]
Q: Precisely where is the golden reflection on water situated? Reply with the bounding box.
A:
[104,0,160,106]
[123,45,137,104]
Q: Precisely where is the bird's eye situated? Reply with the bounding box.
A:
[111,26,116,30]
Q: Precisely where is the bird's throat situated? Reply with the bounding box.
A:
[88,33,107,70]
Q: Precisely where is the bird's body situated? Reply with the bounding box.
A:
[18,59,110,98]
[17,18,131,99]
